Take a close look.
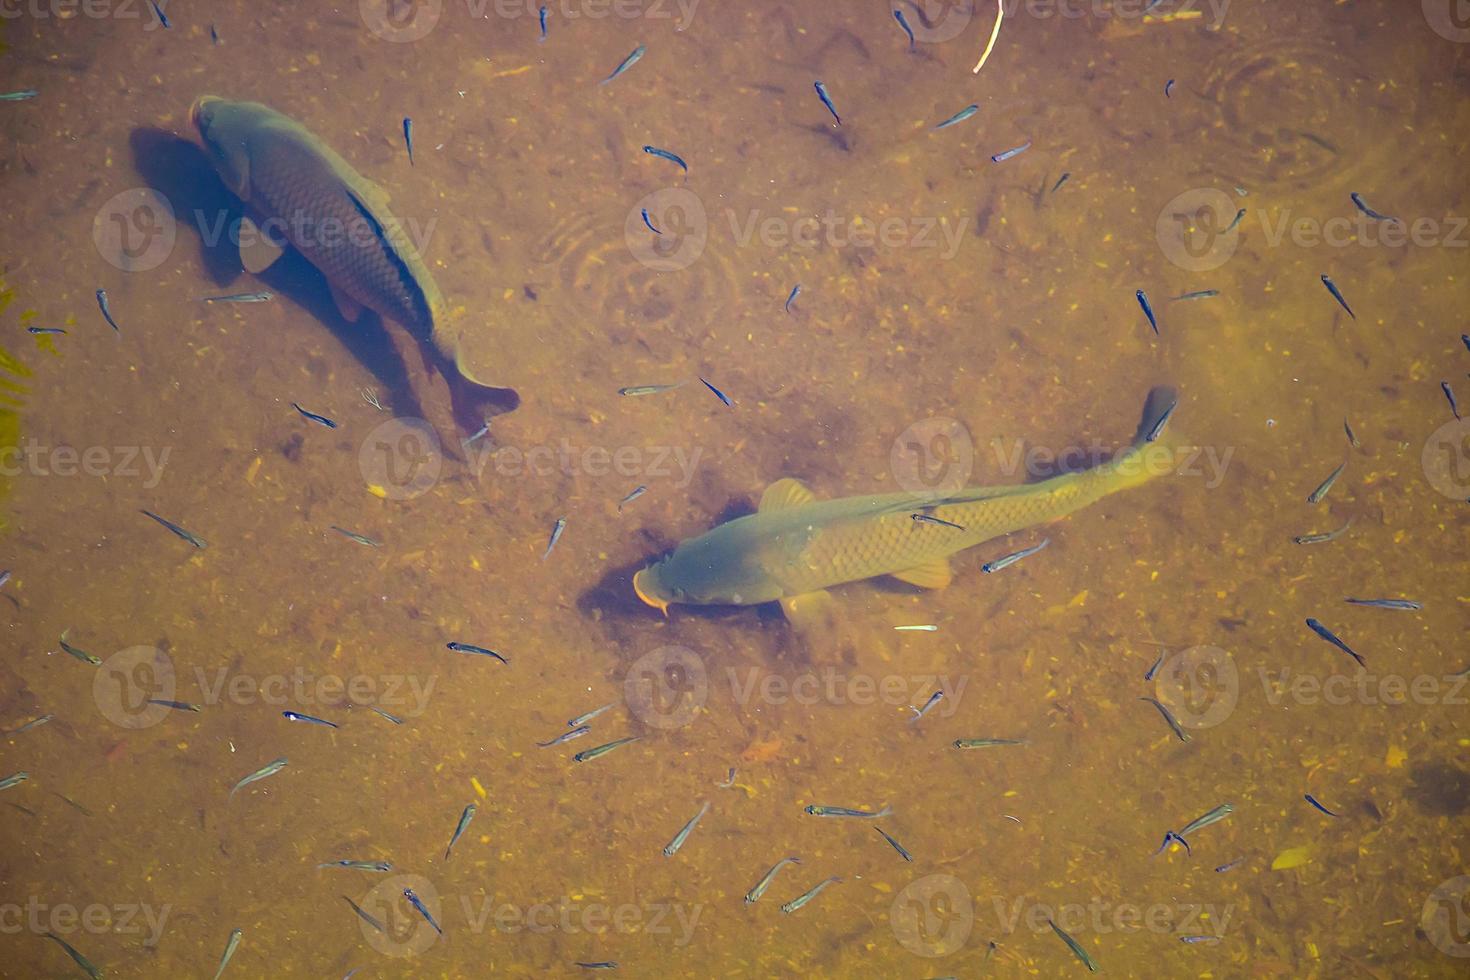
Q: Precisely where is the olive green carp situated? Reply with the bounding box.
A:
[189,96,507,431]
[634,387,1182,618]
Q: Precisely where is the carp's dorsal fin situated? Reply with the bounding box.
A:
[780,590,836,634]
[238,216,284,274]
[890,558,953,590]
[760,478,816,512]
[327,281,364,323]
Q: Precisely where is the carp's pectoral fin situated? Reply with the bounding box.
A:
[780,590,837,633]
[326,281,365,323]
[237,217,285,274]
[760,477,817,512]
[890,559,953,590]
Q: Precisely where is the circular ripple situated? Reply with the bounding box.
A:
[530,199,745,341]
[1198,38,1414,191]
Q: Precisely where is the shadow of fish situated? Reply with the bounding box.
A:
[189,97,512,431]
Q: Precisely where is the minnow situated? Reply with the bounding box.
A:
[1214,857,1245,873]
[538,5,548,40]
[573,735,641,762]
[0,570,9,588]
[1154,830,1191,856]
[537,725,590,748]
[212,928,242,980]
[1179,803,1234,838]
[147,699,201,712]
[0,90,39,101]
[1052,172,1071,192]
[404,888,443,934]
[991,141,1031,163]
[700,377,732,406]
[1304,793,1340,817]
[283,710,339,728]
[640,208,661,235]
[329,526,380,547]
[1306,460,1347,503]
[953,737,1026,749]
[1344,417,1359,448]
[893,8,916,49]
[618,383,683,396]
[662,800,709,856]
[618,486,647,511]
[141,509,207,549]
[875,826,913,862]
[1144,650,1165,681]
[1305,617,1365,667]
[716,767,738,788]
[446,802,477,858]
[1136,289,1159,334]
[780,876,841,914]
[59,630,101,666]
[1164,79,1174,98]
[149,0,169,28]
[229,757,288,799]
[1463,334,1470,353]
[1350,192,1396,221]
[292,402,338,428]
[318,860,393,872]
[813,81,841,125]
[745,856,801,903]
[933,104,979,131]
[210,23,219,44]
[981,537,1049,574]
[1224,208,1246,233]
[1443,381,1460,420]
[912,513,966,531]
[634,388,1181,617]
[575,964,619,971]
[42,932,102,980]
[785,284,801,313]
[1293,519,1351,545]
[1180,935,1221,945]
[191,97,505,428]
[0,771,29,791]
[894,624,938,632]
[402,117,413,165]
[1344,597,1421,611]
[1139,696,1191,742]
[1171,289,1218,301]
[361,704,402,725]
[2,714,53,736]
[27,326,66,335]
[543,517,566,559]
[202,291,273,303]
[1047,918,1099,973]
[96,288,120,331]
[908,691,944,723]
[447,642,508,664]
[643,145,687,173]
[600,44,645,85]
[1320,274,1354,319]
[343,895,385,932]
[805,803,892,819]
[568,702,615,727]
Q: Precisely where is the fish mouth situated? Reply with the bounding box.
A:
[189,95,222,132]
[632,568,670,617]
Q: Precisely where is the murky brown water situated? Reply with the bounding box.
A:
[2,1,1469,977]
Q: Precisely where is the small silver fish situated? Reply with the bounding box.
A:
[1306,460,1347,504]
[745,856,800,904]
[991,141,1031,163]
[1344,597,1422,611]
[229,757,288,799]
[1293,519,1352,545]
[573,735,642,763]
[933,104,979,131]
[283,710,338,729]
[805,803,891,819]
[618,486,647,511]
[1138,696,1191,742]
[813,80,841,125]
[0,771,29,791]
[780,876,841,914]
[1350,192,1396,222]
[981,537,1049,573]
[542,517,566,559]
[662,800,710,857]
[141,509,207,549]
[318,860,394,872]
[1320,274,1355,319]
[893,624,938,632]
[1,714,52,737]
[700,377,732,406]
[600,44,646,85]
[95,288,120,331]
[911,513,965,531]
[907,691,944,724]
[618,382,684,397]
[875,825,913,862]
[329,526,380,547]
[1136,289,1159,334]
[567,702,615,727]
[202,291,273,303]
[953,737,1027,749]
[445,802,477,859]
[537,725,590,748]
[212,928,242,980]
